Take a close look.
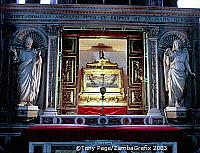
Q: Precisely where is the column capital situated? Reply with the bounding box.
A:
[147,27,160,38]
[46,25,61,35]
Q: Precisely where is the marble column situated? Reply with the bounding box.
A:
[146,27,161,116]
[44,25,60,115]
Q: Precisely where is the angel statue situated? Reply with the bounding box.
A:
[163,39,195,107]
[11,37,42,106]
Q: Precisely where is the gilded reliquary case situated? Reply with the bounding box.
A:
[79,58,127,106]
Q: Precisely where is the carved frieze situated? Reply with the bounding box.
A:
[3,13,197,25]
[2,4,200,17]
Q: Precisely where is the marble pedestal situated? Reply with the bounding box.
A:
[165,107,187,119]
[147,108,162,116]
[17,105,39,121]
[147,108,165,124]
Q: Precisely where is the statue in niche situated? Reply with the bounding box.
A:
[11,37,42,106]
[163,39,195,107]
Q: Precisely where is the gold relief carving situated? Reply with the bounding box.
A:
[127,37,144,111]
[129,57,144,85]
[83,69,122,93]
[62,56,76,85]
[129,89,143,109]
[78,92,127,106]
[85,73,118,88]
[61,37,78,111]
[62,88,76,107]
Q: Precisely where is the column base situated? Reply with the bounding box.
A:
[43,108,57,115]
[17,105,39,121]
[147,108,162,116]
[147,108,165,124]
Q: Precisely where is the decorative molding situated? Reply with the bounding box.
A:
[3,13,198,25]
[2,4,200,17]
[40,114,165,125]
[62,38,77,54]
[127,38,144,110]
[129,39,143,55]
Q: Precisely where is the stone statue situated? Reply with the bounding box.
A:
[11,37,42,106]
[163,39,195,107]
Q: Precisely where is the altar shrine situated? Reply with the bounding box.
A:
[61,31,145,115]
[1,1,200,153]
